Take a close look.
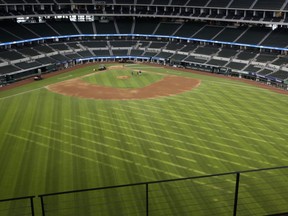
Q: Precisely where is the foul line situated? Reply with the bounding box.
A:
[0,87,44,100]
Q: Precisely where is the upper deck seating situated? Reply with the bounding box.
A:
[75,22,95,34]
[95,22,117,34]
[134,19,159,34]
[154,23,181,36]
[186,0,209,7]
[253,0,286,10]
[261,29,288,48]
[174,22,206,38]
[170,0,188,6]
[0,26,21,42]
[23,22,59,37]
[214,27,247,42]
[153,0,170,6]
[116,19,133,34]
[115,0,134,4]
[0,51,24,61]
[192,26,224,40]
[207,0,231,8]
[0,21,37,40]
[47,21,79,35]
[228,0,256,9]
[236,27,271,45]
[136,0,152,4]
[17,48,40,57]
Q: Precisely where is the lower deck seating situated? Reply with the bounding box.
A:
[194,46,219,55]
[0,65,19,74]
[112,50,128,56]
[269,70,288,80]
[93,50,110,56]
[206,59,228,66]
[257,69,274,76]
[244,65,262,73]
[226,62,246,70]
[184,55,208,64]
[15,61,41,69]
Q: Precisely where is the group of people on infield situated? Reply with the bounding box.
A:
[131,70,142,76]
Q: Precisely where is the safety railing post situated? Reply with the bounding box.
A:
[233,172,240,216]
[39,196,46,216]
[146,183,149,216]
[30,196,35,216]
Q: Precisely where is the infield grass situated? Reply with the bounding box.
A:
[0,64,288,215]
[82,68,164,88]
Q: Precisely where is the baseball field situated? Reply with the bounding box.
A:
[0,63,288,215]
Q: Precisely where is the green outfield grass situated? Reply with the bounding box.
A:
[0,63,288,215]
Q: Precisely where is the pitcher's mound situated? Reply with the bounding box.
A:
[117,76,130,80]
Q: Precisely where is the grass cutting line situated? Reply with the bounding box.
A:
[92,107,288,163]
[62,121,200,170]
[174,94,288,123]
[86,111,280,160]
[187,86,288,110]
[109,105,278,146]
[36,125,136,165]
[79,115,274,167]
[126,101,276,134]
[67,117,253,169]
[6,133,115,168]
[120,103,285,142]
[170,97,288,128]
[22,128,125,169]
[0,86,44,100]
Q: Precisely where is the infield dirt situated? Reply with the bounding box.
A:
[47,67,201,100]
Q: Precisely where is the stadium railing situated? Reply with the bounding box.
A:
[0,196,35,216]
[37,166,288,216]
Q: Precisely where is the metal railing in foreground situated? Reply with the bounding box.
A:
[0,196,35,216]
[37,166,288,216]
